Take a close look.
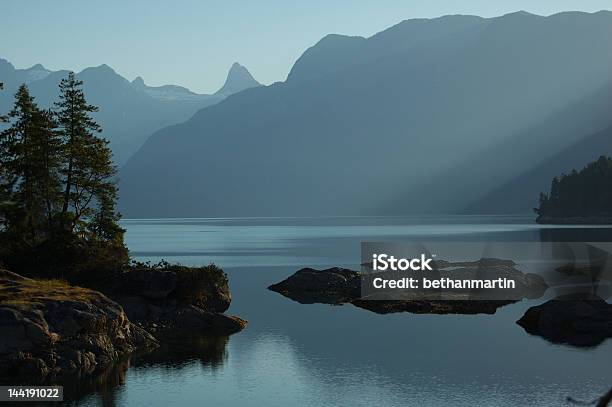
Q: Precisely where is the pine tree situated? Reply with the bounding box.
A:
[536,156,612,221]
[0,85,62,241]
[1,77,126,277]
[30,108,62,228]
[54,72,122,240]
[0,85,38,239]
[0,83,9,233]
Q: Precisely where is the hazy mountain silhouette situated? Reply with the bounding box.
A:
[0,60,261,164]
[215,62,261,97]
[382,81,612,215]
[287,15,485,83]
[131,63,260,102]
[467,121,612,214]
[0,59,52,85]
[113,11,612,217]
[131,76,217,102]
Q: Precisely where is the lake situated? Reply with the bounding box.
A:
[69,216,612,406]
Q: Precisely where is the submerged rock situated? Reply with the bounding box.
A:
[0,270,157,379]
[269,259,548,315]
[517,295,612,347]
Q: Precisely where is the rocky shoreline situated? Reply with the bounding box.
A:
[0,265,246,380]
[100,264,246,335]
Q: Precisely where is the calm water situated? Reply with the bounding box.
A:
[70,216,611,407]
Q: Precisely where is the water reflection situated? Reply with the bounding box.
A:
[133,334,228,370]
[58,335,230,406]
[62,358,130,407]
[227,267,612,407]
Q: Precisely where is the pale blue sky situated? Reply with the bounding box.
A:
[2,0,610,93]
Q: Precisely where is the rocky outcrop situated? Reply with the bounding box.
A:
[0,263,247,381]
[517,295,612,347]
[269,259,548,315]
[105,264,246,334]
[268,267,360,305]
[0,270,157,379]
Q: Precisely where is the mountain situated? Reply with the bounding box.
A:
[287,15,485,83]
[0,60,261,164]
[21,63,52,83]
[215,62,261,97]
[113,11,612,217]
[467,122,612,214]
[0,59,52,86]
[130,62,260,102]
[130,76,217,102]
[384,80,612,215]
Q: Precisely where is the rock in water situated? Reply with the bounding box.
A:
[0,270,157,379]
[517,296,612,347]
[268,267,361,304]
[269,260,548,315]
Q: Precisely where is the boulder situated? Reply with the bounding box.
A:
[517,296,612,347]
[268,267,360,304]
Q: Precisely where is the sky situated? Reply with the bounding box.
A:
[2,0,611,93]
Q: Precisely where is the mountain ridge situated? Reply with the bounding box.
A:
[118,10,612,217]
[0,59,262,164]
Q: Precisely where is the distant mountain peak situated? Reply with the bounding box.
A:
[16,62,52,82]
[28,63,47,70]
[84,64,117,75]
[215,62,260,96]
[78,64,126,83]
[497,10,542,20]
[0,58,15,68]
[132,76,146,87]
[97,63,115,72]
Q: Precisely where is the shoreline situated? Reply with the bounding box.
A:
[0,265,247,381]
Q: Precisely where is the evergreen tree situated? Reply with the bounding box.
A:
[0,82,7,229]
[0,77,126,278]
[31,108,62,228]
[0,85,62,242]
[54,72,123,241]
[535,156,612,221]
